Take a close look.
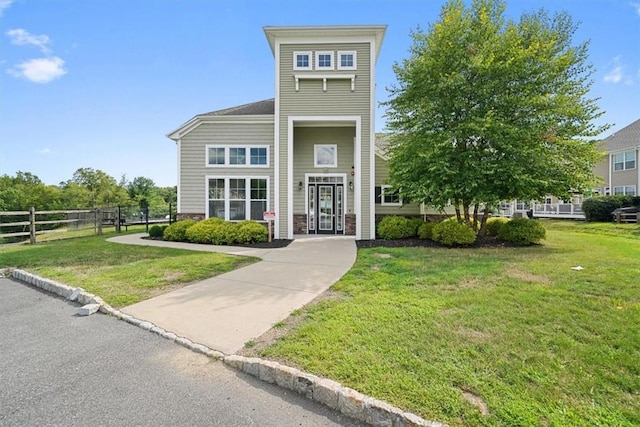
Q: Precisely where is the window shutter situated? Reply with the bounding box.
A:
[374,186,381,204]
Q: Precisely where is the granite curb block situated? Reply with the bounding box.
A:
[222,354,446,427]
[2,268,445,427]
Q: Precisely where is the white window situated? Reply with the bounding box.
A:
[315,51,333,70]
[207,177,269,221]
[293,51,311,70]
[613,185,636,196]
[206,145,269,167]
[314,144,337,167]
[337,51,357,70]
[613,151,636,171]
[381,185,402,206]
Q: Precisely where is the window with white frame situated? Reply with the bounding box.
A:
[315,51,333,70]
[337,51,356,70]
[381,185,402,206]
[613,185,636,196]
[613,151,636,171]
[314,144,337,167]
[293,51,311,70]
[206,145,269,167]
[207,177,269,221]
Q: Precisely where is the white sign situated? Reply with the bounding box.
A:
[263,211,276,221]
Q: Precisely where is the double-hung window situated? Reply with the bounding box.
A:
[613,151,636,171]
[207,177,269,221]
[315,51,333,70]
[293,51,311,70]
[206,145,269,167]
[337,51,356,70]
[613,185,636,196]
[381,185,402,206]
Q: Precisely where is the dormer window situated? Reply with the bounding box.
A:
[315,51,333,70]
[293,51,312,70]
[337,51,357,70]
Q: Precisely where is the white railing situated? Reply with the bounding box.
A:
[500,202,584,218]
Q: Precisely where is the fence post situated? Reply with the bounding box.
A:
[97,209,103,236]
[115,206,121,233]
[29,206,36,244]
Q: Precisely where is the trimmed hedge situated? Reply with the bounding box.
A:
[377,216,418,240]
[182,218,268,245]
[432,220,476,246]
[236,220,269,244]
[497,218,546,245]
[185,218,225,244]
[163,219,196,241]
[485,217,509,236]
[582,195,633,222]
[148,225,167,238]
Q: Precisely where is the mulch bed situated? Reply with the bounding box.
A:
[142,236,293,249]
[357,235,518,249]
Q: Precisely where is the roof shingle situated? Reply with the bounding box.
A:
[202,99,274,116]
[600,118,640,152]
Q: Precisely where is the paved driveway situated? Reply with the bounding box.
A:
[0,278,364,426]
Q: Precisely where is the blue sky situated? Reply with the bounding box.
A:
[1,0,638,187]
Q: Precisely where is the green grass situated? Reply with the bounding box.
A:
[0,232,257,308]
[258,221,640,426]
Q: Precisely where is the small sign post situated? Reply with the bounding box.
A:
[263,211,276,242]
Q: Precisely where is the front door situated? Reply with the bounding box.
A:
[308,182,344,235]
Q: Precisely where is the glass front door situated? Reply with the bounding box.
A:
[308,178,344,235]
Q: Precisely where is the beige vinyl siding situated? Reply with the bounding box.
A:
[292,127,355,213]
[374,156,421,216]
[278,42,373,238]
[180,121,274,214]
[593,155,609,192]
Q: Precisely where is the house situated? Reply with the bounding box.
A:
[167,25,422,240]
[593,118,639,197]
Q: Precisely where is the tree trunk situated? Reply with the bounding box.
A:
[478,207,491,236]
[472,203,479,231]
[463,202,471,227]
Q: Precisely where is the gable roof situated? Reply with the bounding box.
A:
[599,118,640,152]
[167,99,274,141]
[202,98,275,116]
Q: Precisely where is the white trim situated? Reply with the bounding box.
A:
[608,152,612,193]
[176,138,181,213]
[293,73,356,92]
[368,37,376,240]
[205,175,270,221]
[612,150,636,172]
[314,144,338,168]
[293,51,312,70]
[167,115,273,140]
[304,173,348,233]
[337,50,357,70]
[274,41,281,238]
[613,185,636,196]
[314,51,334,70]
[380,185,402,206]
[205,144,270,168]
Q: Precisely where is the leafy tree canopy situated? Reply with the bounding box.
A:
[384,0,608,233]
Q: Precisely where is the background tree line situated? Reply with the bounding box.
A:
[0,168,176,219]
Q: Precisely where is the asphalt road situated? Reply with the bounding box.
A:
[0,278,365,427]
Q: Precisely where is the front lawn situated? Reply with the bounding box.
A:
[256,221,640,426]
[0,233,257,308]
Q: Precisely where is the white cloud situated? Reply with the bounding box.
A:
[0,0,13,17]
[37,148,52,154]
[8,57,67,83]
[603,56,633,85]
[631,2,640,15]
[6,28,51,54]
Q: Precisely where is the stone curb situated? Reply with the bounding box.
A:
[2,268,446,427]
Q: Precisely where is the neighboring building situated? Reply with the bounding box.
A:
[169,25,424,240]
[594,118,640,197]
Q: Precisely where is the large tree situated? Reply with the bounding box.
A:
[384,0,607,233]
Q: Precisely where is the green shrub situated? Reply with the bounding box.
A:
[485,217,509,236]
[377,216,416,240]
[432,220,476,246]
[236,221,268,244]
[582,195,633,222]
[148,225,164,238]
[417,222,435,240]
[163,219,196,242]
[408,218,425,237]
[497,218,546,245]
[184,218,223,244]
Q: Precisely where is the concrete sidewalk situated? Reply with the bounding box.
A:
[108,234,357,354]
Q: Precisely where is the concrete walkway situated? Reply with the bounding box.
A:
[108,234,357,354]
